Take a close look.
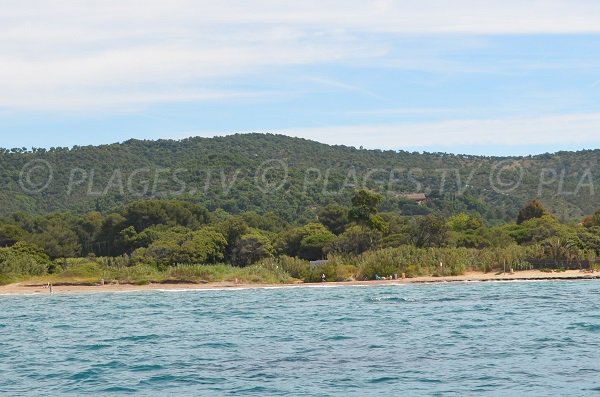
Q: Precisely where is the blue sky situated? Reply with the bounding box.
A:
[1,1,600,155]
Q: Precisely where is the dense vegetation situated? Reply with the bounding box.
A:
[2,134,600,222]
[2,186,600,285]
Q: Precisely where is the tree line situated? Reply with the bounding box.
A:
[2,133,600,223]
[2,190,600,284]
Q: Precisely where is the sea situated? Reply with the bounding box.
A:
[1,280,599,396]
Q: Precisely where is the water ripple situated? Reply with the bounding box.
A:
[0,281,599,396]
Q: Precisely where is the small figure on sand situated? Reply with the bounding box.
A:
[321,273,326,282]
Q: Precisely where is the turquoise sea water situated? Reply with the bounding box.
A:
[1,281,599,396]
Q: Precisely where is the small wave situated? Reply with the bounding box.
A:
[417,378,443,384]
[198,341,237,349]
[116,334,161,342]
[246,372,278,380]
[568,322,600,333]
[83,344,111,351]
[234,386,270,393]
[139,374,179,385]
[69,368,101,381]
[368,296,414,303]
[131,364,164,372]
[102,386,137,393]
[94,360,125,369]
[368,376,399,384]
[428,296,462,302]
[325,335,354,341]
[52,324,74,330]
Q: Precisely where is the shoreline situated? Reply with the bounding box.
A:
[1,270,599,295]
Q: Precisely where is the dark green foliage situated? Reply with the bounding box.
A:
[123,200,209,232]
[0,242,50,280]
[276,223,336,260]
[318,204,349,235]
[517,200,549,224]
[2,134,600,223]
[299,230,336,260]
[447,213,488,248]
[349,189,387,232]
[326,225,377,255]
[0,224,27,247]
[131,227,227,267]
[214,216,250,262]
[3,134,600,280]
[504,216,566,244]
[2,193,600,282]
[232,231,274,266]
[241,211,287,233]
[30,215,82,259]
[410,214,449,248]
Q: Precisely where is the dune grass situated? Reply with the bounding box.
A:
[15,260,295,286]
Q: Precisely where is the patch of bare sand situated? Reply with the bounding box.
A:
[0,270,598,295]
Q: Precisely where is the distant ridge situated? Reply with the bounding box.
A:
[1,133,599,222]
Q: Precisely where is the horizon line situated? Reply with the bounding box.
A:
[2,132,599,158]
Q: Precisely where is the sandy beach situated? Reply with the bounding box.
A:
[1,270,598,295]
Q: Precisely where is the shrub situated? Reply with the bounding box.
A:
[0,242,50,278]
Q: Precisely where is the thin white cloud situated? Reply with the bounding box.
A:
[255,112,600,149]
[1,1,600,111]
[0,89,274,112]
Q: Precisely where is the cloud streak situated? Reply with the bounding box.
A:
[2,1,600,111]
[260,112,600,150]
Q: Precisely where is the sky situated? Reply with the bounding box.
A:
[1,1,600,155]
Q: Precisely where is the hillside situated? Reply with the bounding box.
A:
[1,133,599,223]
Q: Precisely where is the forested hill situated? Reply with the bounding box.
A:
[1,133,599,223]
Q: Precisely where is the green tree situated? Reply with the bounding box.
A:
[183,228,228,264]
[326,225,378,255]
[124,200,209,232]
[410,214,449,248]
[447,213,482,231]
[299,230,336,260]
[241,211,287,232]
[447,213,486,248]
[583,208,600,228]
[517,200,549,225]
[505,215,567,244]
[349,189,387,232]
[76,211,103,255]
[0,224,27,247]
[318,204,349,235]
[34,223,81,259]
[134,227,227,266]
[276,222,335,260]
[543,237,577,266]
[232,231,274,266]
[214,216,250,262]
[0,241,50,278]
[96,213,126,256]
